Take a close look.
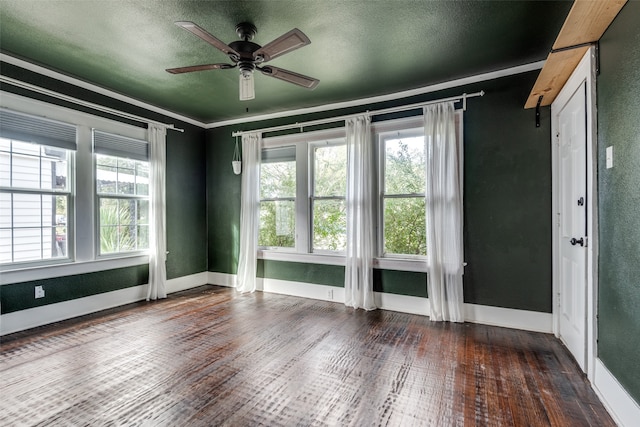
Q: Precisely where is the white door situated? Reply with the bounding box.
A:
[557,82,588,371]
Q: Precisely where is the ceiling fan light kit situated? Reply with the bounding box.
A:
[167,21,319,101]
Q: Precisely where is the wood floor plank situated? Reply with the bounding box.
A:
[0,285,616,426]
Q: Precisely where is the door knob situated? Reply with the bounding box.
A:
[570,237,584,247]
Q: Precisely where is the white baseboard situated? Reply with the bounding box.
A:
[207,271,237,288]
[205,272,552,333]
[0,272,208,336]
[464,303,553,333]
[594,358,640,427]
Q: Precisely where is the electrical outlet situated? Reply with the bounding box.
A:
[35,285,45,299]
[327,289,334,300]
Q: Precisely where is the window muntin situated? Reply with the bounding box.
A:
[311,141,347,252]
[0,139,72,264]
[259,146,296,249]
[380,130,427,257]
[96,154,149,255]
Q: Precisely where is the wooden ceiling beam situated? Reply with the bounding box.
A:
[524,0,627,109]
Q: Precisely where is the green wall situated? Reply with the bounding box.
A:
[207,71,552,312]
[596,1,640,405]
[0,62,207,314]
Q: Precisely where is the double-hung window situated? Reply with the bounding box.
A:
[310,139,347,253]
[378,126,427,257]
[0,109,75,266]
[258,130,347,256]
[259,146,296,249]
[94,130,149,255]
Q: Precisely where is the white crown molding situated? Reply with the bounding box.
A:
[0,53,207,128]
[1,52,544,131]
[206,60,545,129]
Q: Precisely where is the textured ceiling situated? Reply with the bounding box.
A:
[0,1,573,124]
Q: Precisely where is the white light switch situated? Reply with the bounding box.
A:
[606,146,613,169]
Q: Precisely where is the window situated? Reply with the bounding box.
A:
[0,109,75,266]
[311,140,346,252]
[259,146,296,249]
[258,130,347,256]
[257,113,462,269]
[94,131,149,255]
[379,128,426,257]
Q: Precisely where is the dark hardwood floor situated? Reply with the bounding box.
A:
[1,285,614,426]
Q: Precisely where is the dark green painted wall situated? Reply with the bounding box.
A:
[596,1,640,405]
[207,71,552,312]
[1,266,148,314]
[0,63,207,314]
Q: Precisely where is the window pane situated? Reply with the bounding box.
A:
[259,200,295,248]
[117,165,136,195]
[13,193,42,227]
[13,228,42,262]
[383,197,426,256]
[135,162,149,196]
[54,195,68,257]
[137,225,149,249]
[0,228,11,263]
[96,163,118,194]
[137,200,149,225]
[99,197,148,254]
[314,144,346,196]
[313,199,346,252]
[260,161,295,199]
[96,154,148,196]
[385,136,425,195]
[42,147,68,191]
[0,142,10,186]
[12,141,39,156]
[12,152,41,189]
[0,192,11,228]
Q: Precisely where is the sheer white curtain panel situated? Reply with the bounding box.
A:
[424,102,464,322]
[236,132,262,293]
[344,115,376,311]
[147,124,167,301]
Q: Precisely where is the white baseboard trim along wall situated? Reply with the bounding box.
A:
[0,271,209,336]
[207,272,552,333]
[594,358,640,427]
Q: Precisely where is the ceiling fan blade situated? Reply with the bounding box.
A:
[260,66,319,89]
[254,28,311,62]
[175,21,240,59]
[166,63,235,74]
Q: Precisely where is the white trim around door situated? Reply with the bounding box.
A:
[551,47,598,380]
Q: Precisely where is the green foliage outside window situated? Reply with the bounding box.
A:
[383,137,426,256]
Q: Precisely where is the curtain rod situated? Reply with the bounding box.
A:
[232,90,484,137]
[0,75,184,132]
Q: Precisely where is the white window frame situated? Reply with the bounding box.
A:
[93,130,150,258]
[376,122,427,260]
[0,140,75,268]
[309,138,347,255]
[0,92,148,285]
[258,144,298,252]
[258,128,346,261]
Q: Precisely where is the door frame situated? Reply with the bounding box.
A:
[551,47,598,380]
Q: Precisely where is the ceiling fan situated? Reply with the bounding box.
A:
[167,21,320,100]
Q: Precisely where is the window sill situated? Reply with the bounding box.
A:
[257,250,428,273]
[0,254,149,285]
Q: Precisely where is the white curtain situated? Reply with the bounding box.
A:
[424,102,464,322]
[236,132,262,293]
[147,124,167,301]
[344,115,376,311]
